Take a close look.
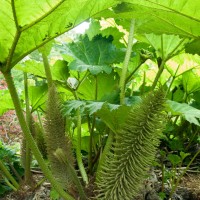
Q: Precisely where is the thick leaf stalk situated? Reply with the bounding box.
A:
[119,19,135,105]
[44,84,75,190]
[76,108,89,184]
[96,89,166,200]
[23,72,32,183]
[3,71,75,200]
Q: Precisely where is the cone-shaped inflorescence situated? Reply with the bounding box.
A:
[96,89,166,200]
[44,84,74,190]
[34,122,47,159]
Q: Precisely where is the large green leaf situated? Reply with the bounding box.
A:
[62,99,128,133]
[86,101,119,115]
[96,104,130,133]
[62,100,119,116]
[167,100,200,125]
[0,0,118,68]
[15,60,46,78]
[66,35,125,75]
[77,72,119,101]
[113,1,200,38]
[15,59,69,81]
[139,34,186,60]
[62,100,86,116]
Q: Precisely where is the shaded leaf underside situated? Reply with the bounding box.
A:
[114,0,200,38]
[0,0,118,68]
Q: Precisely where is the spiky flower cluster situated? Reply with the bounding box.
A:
[44,84,74,190]
[96,90,166,200]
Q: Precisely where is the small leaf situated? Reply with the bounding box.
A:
[168,139,184,151]
[167,154,182,166]
[50,189,60,200]
[158,192,166,200]
[180,152,190,161]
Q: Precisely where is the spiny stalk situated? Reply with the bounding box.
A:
[44,84,75,190]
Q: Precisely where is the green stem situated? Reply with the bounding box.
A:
[42,53,53,87]
[185,128,198,151]
[33,177,46,190]
[24,72,32,183]
[165,67,180,97]
[96,131,114,181]
[161,163,165,192]
[125,62,143,84]
[88,76,98,173]
[72,89,88,184]
[88,115,96,173]
[152,37,185,91]
[169,149,200,198]
[9,163,23,183]
[76,108,89,184]
[0,160,19,190]
[119,19,135,105]
[4,178,18,191]
[151,60,165,90]
[3,71,75,200]
[141,71,146,95]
